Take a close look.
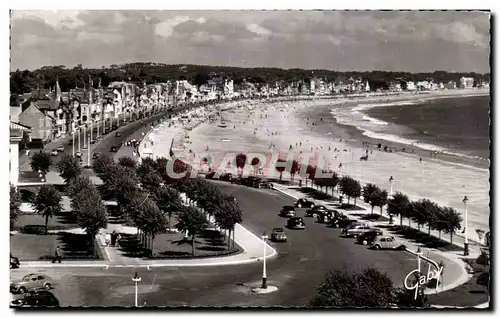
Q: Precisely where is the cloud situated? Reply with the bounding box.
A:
[9,10,490,72]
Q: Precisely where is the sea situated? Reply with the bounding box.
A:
[328,95,491,166]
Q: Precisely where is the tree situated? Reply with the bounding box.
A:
[175,206,209,256]
[339,176,361,206]
[136,198,167,256]
[92,154,115,176]
[430,206,448,240]
[441,206,462,246]
[118,156,137,170]
[387,192,411,226]
[154,186,182,227]
[10,185,21,229]
[30,151,52,174]
[214,196,243,249]
[309,268,394,307]
[306,164,317,184]
[362,183,379,214]
[32,185,62,234]
[67,175,94,199]
[56,153,83,183]
[371,189,389,216]
[140,170,163,194]
[73,192,108,253]
[393,285,428,308]
[411,199,436,232]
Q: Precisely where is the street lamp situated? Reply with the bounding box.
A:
[261,232,269,289]
[77,126,81,152]
[338,163,343,177]
[132,272,141,307]
[416,247,423,273]
[72,128,75,156]
[463,196,469,256]
[389,176,394,197]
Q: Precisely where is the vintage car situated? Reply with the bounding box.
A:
[10,254,20,269]
[356,230,384,245]
[287,217,306,230]
[342,223,379,238]
[370,236,407,250]
[271,228,287,242]
[294,198,315,208]
[305,205,328,218]
[279,206,296,218]
[10,274,54,294]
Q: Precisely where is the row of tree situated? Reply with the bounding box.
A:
[93,155,243,256]
[308,170,463,245]
[11,63,490,95]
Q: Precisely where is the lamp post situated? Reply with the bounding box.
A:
[463,196,469,256]
[261,232,269,289]
[416,247,423,273]
[132,272,141,307]
[72,129,75,156]
[87,124,92,167]
[77,127,81,152]
[389,176,394,197]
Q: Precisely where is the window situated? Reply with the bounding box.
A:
[380,238,386,242]
[37,276,45,280]
[387,238,394,242]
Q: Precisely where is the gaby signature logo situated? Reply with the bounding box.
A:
[404,265,443,300]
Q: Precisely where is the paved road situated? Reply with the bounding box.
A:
[10,181,419,307]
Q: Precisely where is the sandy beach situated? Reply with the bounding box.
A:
[142,90,490,244]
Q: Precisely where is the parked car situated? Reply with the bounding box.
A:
[74,152,82,158]
[56,146,64,152]
[92,152,101,160]
[343,223,379,238]
[20,290,60,307]
[305,205,328,218]
[90,139,97,144]
[295,198,315,208]
[242,177,258,187]
[253,178,273,189]
[330,215,356,229]
[370,236,407,250]
[271,228,287,242]
[10,274,54,294]
[110,146,118,152]
[316,210,338,224]
[279,206,296,217]
[50,150,58,156]
[205,171,216,179]
[231,177,244,184]
[10,254,20,269]
[356,230,384,245]
[287,217,306,230]
[219,173,233,182]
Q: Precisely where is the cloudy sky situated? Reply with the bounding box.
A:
[10,10,490,72]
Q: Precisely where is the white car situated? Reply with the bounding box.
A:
[370,236,407,250]
[50,150,58,156]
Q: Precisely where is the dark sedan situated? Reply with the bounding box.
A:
[219,173,233,182]
[316,210,339,224]
[287,217,306,230]
[305,205,327,218]
[253,178,273,189]
[295,198,315,208]
[356,230,384,245]
[328,214,356,228]
[279,206,296,218]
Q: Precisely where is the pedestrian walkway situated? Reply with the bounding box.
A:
[270,182,479,294]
